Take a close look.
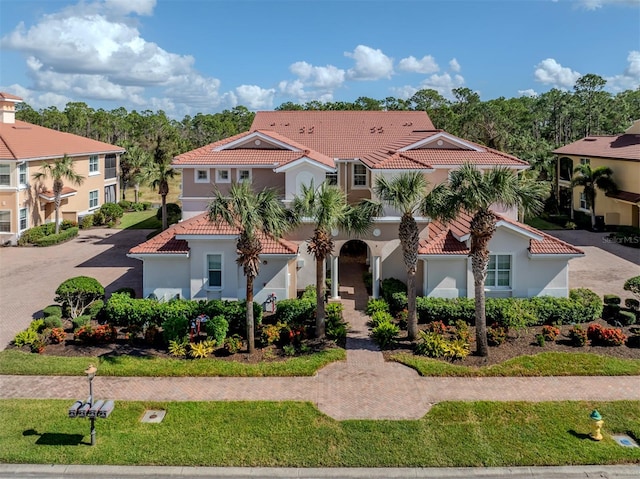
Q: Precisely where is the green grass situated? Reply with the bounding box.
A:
[0,348,345,377]
[525,216,566,230]
[1,399,638,466]
[117,209,162,230]
[391,352,640,377]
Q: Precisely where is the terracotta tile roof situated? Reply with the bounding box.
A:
[0,92,23,101]
[38,186,78,202]
[553,134,640,161]
[129,213,298,255]
[419,212,583,256]
[606,189,640,204]
[0,120,124,161]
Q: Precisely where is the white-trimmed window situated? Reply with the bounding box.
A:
[352,164,367,187]
[216,169,230,183]
[0,211,10,232]
[19,208,28,231]
[89,155,99,175]
[486,254,511,288]
[326,172,338,185]
[580,158,590,166]
[237,169,252,183]
[0,164,10,187]
[194,169,210,183]
[207,254,223,289]
[89,190,99,210]
[579,191,588,210]
[18,163,27,186]
[104,154,117,179]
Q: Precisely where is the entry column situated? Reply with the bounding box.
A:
[372,255,381,299]
[330,254,340,299]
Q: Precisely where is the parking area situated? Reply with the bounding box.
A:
[0,228,150,349]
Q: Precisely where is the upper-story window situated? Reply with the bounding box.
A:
[89,155,99,175]
[559,157,573,182]
[353,164,367,187]
[0,164,10,186]
[237,169,252,183]
[216,169,231,183]
[18,163,27,186]
[326,172,338,185]
[194,169,210,183]
[105,154,117,179]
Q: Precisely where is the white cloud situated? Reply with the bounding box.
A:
[518,89,538,97]
[449,58,461,73]
[398,55,438,74]
[104,0,157,16]
[534,58,581,89]
[606,50,640,92]
[575,0,640,10]
[345,45,394,80]
[390,85,419,100]
[234,85,276,110]
[289,61,345,89]
[418,73,466,98]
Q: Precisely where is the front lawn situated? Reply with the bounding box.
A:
[116,209,161,230]
[1,400,638,467]
[0,348,345,377]
[525,216,566,230]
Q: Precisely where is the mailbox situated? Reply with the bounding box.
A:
[77,402,91,418]
[88,400,105,419]
[98,400,115,418]
[68,400,83,418]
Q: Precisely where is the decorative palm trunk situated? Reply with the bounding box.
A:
[159,181,169,231]
[469,209,497,357]
[53,179,63,235]
[238,233,261,354]
[245,277,256,354]
[308,228,333,339]
[399,213,419,341]
[134,184,140,204]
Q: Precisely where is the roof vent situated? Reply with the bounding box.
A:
[308,126,314,134]
[270,122,276,126]
[378,127,384,133]
[370,127,376,133]
[284,123,290,126]
[299,126,305,133]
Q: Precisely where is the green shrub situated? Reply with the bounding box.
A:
[362,271,372,291]
[535,334,546,347]
[626,298,640,310]
[32,227,78,246]
[365,298,389,316]
[603,304,620,321]
[415,331,448,357]
[487,298,537,332]
[141,202,152,210]
[224,334,243,354]
[42,304,62,318]
[205,314,229,345]
[43,316,63,329]
[274,298,315,327]
[369,310,394,328]
[118,200,132,210]
[198,300,261,337]
[370,320,399,348]
[80,215,94,229]
[161,314,189,344]
[381,278,407,314]
[92,210,105,225]
[55,276,104,319]
[416,297,475,324]
[131,202,145,212]
[71,315,91,330]
[156,203,182,226]
[87,300,104,320]
[105,293,160,328]
[112,287,136,298]
[569,325,588,347]
[325,302,347,342]
[99,202,124,225]
[487,324,507,346]
[27,319,46,333]
[603,294,621,305]
[13,329,39,347]
[168,337,188,357]
[618,310,637,326]
[624,276,640,300]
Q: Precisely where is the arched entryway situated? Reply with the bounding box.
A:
[333,239,370,309]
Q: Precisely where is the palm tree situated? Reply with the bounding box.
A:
[373,172,430,341]
[32,155,84,234]
[143,160,175,231]
[208,182,291,353]
[422,163,546,356]
[571,164,617,230]
[120,144,151,203]
[292,180,375,338]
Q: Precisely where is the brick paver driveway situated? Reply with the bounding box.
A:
[0,228,150,349]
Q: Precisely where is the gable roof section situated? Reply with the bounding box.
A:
[553,134,640,162]
[419,211,583,256]
[0,120,124,161]
[129,213,299,256]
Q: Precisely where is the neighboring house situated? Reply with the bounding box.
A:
[0,93,125,245]
[553,119,640,228]
[129,111,583,304]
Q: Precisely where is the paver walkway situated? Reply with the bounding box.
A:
[1,255,639,420]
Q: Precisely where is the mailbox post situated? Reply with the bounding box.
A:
[85,364,97,446]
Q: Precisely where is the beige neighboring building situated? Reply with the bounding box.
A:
[0,93,125,244]
[554,120,640,228]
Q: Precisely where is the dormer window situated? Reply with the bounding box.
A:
[194,169,210,183]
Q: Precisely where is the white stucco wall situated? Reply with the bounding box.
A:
[422,257,468,298]
[284,162,330,201]
[140,256,191,300]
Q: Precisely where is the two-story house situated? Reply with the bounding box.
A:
[553,120,640,229]
[129,111,582,304]
[0,93,125,244]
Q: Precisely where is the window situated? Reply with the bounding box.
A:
[18,163,27,186]
[0,211,9,232]
[326,172,338,185]
[216,169,230,183]
[104,154,117,179]
[579,191,588,210]
[89,155,99,174]
[0,164,10,186]
[237,169,251,183]
[580,158,590,166]
[207,254,222,288]
[194,169,210,183]
[352,164,367,187]
[559,157,573,182]
[486,254,511,288]
[89,190,99,209]
[19,208,27,231]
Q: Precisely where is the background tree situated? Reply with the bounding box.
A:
[292,181,375,338]
[32,155,84,234]
[120,143,151,203]
[571,163,617,230]
[422,164,546,356]
[208,182,291,353]
[142,158,175,231]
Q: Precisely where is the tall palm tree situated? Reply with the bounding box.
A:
[292,180,375,338]
[422,163,546,356]
[32,155,84,234]
[373,172,430,341]
[120,144,151,203]
[143,160,175,231]
[571,164,617,230]
[208,182,291,353]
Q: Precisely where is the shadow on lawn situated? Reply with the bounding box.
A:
[568,429,594,441]
[23,429,85,446]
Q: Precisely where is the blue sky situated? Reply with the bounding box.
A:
[1,0,639,118]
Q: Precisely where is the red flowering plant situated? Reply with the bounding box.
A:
[541,325,561,342]
[48,327,66,344]
[425,321,450,335]
[587,323,627,346]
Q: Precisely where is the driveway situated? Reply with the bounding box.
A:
[543,229,639,301]
[0,228,150,349]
